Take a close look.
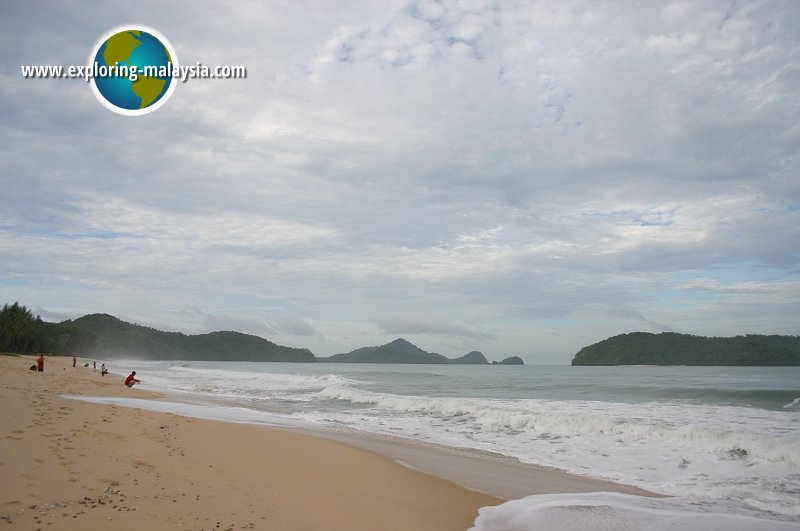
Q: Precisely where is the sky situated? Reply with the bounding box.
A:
[1,0,798,363]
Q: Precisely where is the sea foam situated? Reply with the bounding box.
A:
[99,360,800,521]
[470,493,800,531]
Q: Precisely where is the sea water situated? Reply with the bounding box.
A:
[90,361,800,529]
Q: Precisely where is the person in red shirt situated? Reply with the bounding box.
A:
[36,355,44,372]
[124,371,141,387]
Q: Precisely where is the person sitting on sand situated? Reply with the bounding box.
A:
[124,371,141,387]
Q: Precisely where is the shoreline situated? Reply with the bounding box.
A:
[65,393,659,501]
[67,368,660,500]
[1,354,656,530]
[1,354,500,530]
[289,427,659,501]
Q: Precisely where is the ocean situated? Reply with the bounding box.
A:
[79,361,800,529]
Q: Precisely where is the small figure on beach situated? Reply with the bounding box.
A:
[101,363,108,376]
[93,361,96,372]
[36,354,44,372]
[73,355,76,368]
[125,371,141,388]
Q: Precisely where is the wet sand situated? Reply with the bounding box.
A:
[0,354,500,530]
[303,428,658,501]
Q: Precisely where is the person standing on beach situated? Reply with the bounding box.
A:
[36,354,44,372]
[93,361,96,372]
[125,371,141,387]
[73,355,76,367]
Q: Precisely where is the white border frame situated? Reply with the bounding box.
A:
[88,25,179,116]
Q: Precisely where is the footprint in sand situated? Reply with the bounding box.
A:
[93,431,125,441]
[130,459,154,470]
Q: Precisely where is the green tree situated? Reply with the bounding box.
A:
[0,302,44,353]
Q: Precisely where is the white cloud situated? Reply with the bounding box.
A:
[375,315,497,341]
[177,307,278,336]
[1,0,798,362]
[269,316,320,337]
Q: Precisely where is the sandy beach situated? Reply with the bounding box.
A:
[1,354,651,530]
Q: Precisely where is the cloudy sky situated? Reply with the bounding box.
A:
[1,0,798,363]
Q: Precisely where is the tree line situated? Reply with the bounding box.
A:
[0,302,96,356]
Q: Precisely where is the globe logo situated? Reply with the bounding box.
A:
[89,26,178,116]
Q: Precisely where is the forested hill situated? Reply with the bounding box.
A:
[2,302,522,364]
[321,338,508,364]
[571,332,800,366]
[0,303,315,362]
[68,314,316,362]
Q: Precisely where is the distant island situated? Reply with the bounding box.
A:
[0,302,523,365]
[572,332,800,366]
[320,338,524,365]
[493,356,524,365]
